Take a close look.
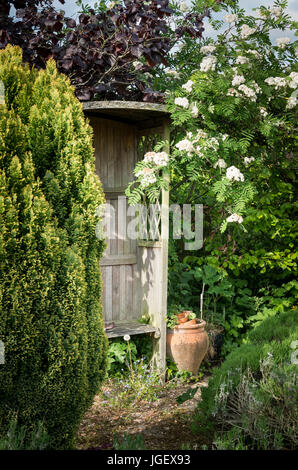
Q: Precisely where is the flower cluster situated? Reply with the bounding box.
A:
[289,72,298,89]
[276,37,291,49]
[176,138,194,154]
[135,167,157,188]
[224,13,238,24]
[107,1,118,9]
[232,74,245,86]
[244,156,255,166]
[259,107,268,117]
[190,103,199,117]
[179,1,188,13]
[182,80,194,93]
[227,213,243,224]
[200,55,217,72]
[238,84,258,101]
[230,74,261,101]
[200,45,216,54]
[265,76,287,89]
[286,95,297,110]
[240,24,256,39]
[269,6,283,18]
[235,56,250,65]
[247,49,262,58]
[214,159,227,169]
[144,151,169,167]
[226,166,244,182]
[165,67,180,78]
[174,97,189,108]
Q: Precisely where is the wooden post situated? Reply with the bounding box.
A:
[151,118,170,380]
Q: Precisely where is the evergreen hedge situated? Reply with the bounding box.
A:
[0,45,108,449]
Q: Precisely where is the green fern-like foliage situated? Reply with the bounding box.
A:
[0,46,108,449]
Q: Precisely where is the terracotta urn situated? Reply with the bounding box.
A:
[166,319,209,375]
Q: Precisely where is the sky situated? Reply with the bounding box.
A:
[52,0,298,41]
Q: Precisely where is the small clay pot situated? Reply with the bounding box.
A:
[166,319,209,375]
[176,311,195,324]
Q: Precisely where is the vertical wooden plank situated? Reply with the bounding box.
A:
[125,265,133,318]
[117,195,126,255]
[109,198,118,255]
[112,265,120,321]
[119,264,126,321]
[101,266,107,322]
[105,266,113,323]
[132,263,140,319]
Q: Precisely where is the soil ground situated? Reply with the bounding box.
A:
[76,376,210,450]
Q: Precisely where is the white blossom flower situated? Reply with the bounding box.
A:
[265,76,287,89]
[226,166,244,182]
[224,13,238,23]
[136,168,157,187]
[260,107,268,117]
[269,6,283,18]
[144,151,169,167]
[154,152,169,167]
[250,81,261,94]
[107,1,119,9]
[227,88,241,97]
[195,146,204,157]
[244,156,255,166]
[174,97,189,108]
[240,24,256,39]
[247,49,262,58]
[235,56,249,65]
[165,68,180,78]
[238,84,257,101]
[207,137,219,150]
[232,74,245,87]
[200,45,216,54]
[182,80,194,93]
[276,37,291,49]
[196,129,208,139]
[124,334,131,341]
[176,139,194,153]
[289,72,298,89]
[214,159,227,169]
[190,103,199,118]
[227,213,243,223]
[179,1,188,13]
[144,151,157,163]
[200,55,217,72]
[222,134,229,141]
[286,95,297,109]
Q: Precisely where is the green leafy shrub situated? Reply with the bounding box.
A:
[0,45,108,449]
[193,311,298,450]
